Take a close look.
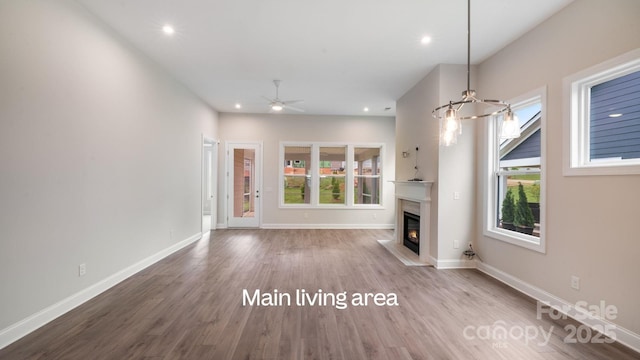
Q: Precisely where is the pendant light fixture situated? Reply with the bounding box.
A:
[432,0,521,146]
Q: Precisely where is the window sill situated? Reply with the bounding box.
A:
[279,204,385,210]
[564,163,640,176]
[484,227,546,253]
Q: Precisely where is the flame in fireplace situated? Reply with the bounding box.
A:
[408,230,419,243]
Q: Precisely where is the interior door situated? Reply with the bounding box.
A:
[202,137,217,232]
[227,142,261,228]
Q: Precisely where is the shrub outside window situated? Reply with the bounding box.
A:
[485,89,546,253]
[319,147,346,205]
[283,146,311,205]
[280,143,383,208]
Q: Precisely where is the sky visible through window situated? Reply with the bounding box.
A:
[515,103,541,127]
[500,102,541,147]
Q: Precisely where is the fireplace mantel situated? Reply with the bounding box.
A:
[391,181,433,202]
[391,180,434,265]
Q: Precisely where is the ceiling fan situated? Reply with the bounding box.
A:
[262,80,304,112]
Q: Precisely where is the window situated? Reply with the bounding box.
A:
[354,147,381,205]
[319,146,346,205]
[283,145,311,205]
[565,48,640,175]
[280,143,383,208]
[485,89,546,253]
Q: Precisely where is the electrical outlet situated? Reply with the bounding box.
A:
[453,191,460,200]
[453,240,460,249]
[571,275,580,290]
[78,263,86,277]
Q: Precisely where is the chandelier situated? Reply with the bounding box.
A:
[432,0,521,146]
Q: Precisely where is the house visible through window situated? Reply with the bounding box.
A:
[280,143,383,207]
[319,147,346,205]
[497,102,541,237]
[565,49,640,175]
[283,146,311,204]
[486,90,545,253]
[589,70,640,161]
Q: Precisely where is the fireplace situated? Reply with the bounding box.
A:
[393,181,432,263]
[403,212,420,254]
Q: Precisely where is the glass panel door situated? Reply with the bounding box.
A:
[227,142,261,228]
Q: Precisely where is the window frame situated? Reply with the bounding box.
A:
[564,48,640,176]
[281,143,313,206]
[484,87,547,253]
[279,142,385,209]
[318,145,348,207]
[353,147,382,205]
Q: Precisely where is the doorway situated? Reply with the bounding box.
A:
[202,137,218,233]
[227,142,261,228]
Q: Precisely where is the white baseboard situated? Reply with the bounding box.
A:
[0,232,203,350]
[260,223,394,229]
[433,258,477,269]
[428,255,438,267]
[477,261,640,354]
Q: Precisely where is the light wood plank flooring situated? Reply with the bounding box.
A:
[1,229,638,359]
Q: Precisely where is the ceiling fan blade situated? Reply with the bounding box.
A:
[282,99,304,105]
[284,104,305,112]
[262,80,303,112]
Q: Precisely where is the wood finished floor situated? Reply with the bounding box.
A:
[1,229,638,360]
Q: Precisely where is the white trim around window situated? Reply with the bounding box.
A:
[279,142,385,209]
[563,48,640,176]
[484,87,547,253]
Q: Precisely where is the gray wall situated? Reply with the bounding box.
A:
[476,0,640,335]
[396,64,477,266]
[0,0,218,334]
[396,67,441,259]
[217,113,396,228]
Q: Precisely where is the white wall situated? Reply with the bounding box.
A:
[217,113,395,228]
[476,0,640,336]
[0,0,218,340]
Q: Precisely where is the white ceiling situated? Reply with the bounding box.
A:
[76,0,573,116]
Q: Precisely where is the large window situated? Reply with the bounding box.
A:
[280,143,383,208]
[319,146,346,205]
[283,146,311,204]
[485,89,545,252]
[354,147,381,205]
[565,48,640,175]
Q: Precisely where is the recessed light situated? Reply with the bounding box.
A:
[364,107,369,112]
[162,24,175,36]
[608,113,623,118]
[235,103,242,109]
[421,36,432,45]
